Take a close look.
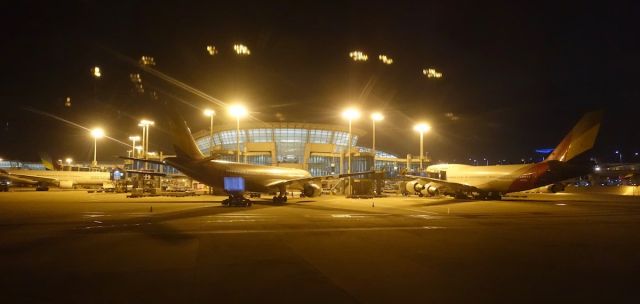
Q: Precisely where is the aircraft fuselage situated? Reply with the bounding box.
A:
[164,157,312,193]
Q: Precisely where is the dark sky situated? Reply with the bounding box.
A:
[1,1,639,164]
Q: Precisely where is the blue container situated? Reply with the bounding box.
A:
[224,177,245,192]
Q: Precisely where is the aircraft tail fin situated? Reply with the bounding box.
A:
[161,100,204,160]
[545,111,603,162]
[39,153,56,171]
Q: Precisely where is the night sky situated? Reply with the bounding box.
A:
[1,1,638,164]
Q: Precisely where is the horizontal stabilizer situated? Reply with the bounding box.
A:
[119,156,165,165]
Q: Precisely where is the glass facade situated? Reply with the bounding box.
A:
[274,128,307,163]
[194,123,400,175]
[308,155,340,176]
[248,129,273,142]
[309,129,332,144]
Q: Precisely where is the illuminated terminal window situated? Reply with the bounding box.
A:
[274,128,307,143]
[212,134,221,145]
[218,130,246,144]
[333,131,349,146]
[275,129,307,162]
[195,137,211,153]
[309,129,332,144]
[248,129,273,142]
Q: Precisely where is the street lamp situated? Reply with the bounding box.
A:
[342,107,360,197]
[413,123,431,170]
[378,55,393,65]
[91,66,101,79]
[349,51,368,62]
[615,150,622,163]
[422,68,443,79]
[204,109,216,156]
[342,108,361,175]
[370,112,384,169]
[206,45,218,56]
[228,104,248,162]
[65,158,72,165]
[128,136,141,158]
[138,120,155,159]
[90,128,105,167]
[233,44,251,55]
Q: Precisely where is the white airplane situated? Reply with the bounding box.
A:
[122,99,372,206]
[403,111,602,200]
[0,157,113,191]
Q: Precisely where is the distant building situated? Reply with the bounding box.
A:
[192,122,411,176]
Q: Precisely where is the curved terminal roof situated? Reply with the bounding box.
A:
[192,122,398,159]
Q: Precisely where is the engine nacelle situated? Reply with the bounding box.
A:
[546,183,566,193]
[58,180,74,189]
[419,183,441,196]
[405,181,425,194]
[303,182,322,197]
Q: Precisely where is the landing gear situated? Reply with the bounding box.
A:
[36,182,49,191]
[454,192,469,199]
[272,186,288,203]
[222,192,252,207]
[472,192,502,200]
[272,195,287,203]
[488,192,502,200]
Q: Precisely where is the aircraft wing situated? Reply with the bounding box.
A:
[0,171,55,185]
[265,171,375,188]
[403,174,479,192]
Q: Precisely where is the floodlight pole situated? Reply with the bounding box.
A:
[93,137,98,167]
[209,115,214,157]
[372,119,376,167]
[419,131,424,170]
[236,117,241,163]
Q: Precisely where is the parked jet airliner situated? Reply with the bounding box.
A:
[125,100,371,206]
[403,111,602,199]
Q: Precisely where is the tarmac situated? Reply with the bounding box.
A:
[1,191,639,303]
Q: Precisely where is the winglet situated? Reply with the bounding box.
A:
[546,111,603,162]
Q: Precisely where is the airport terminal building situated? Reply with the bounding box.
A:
[192,122,410,176]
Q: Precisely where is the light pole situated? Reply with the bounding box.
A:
[129,136,140,158]
[615,150,622,163]
[228,104,248,163]
[204,109,216,156]
[139,120,154,170]
[370,112,384,169]
[138,120,154,159]
[342,108,361,175]
[90,128,105,167]
[413,123,431,170]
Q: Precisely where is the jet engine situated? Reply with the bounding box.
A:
[405,180,425,194]
[420,183,441,196]
[546,183,566,193]
[302,182,322,197]
[58,180,74,189]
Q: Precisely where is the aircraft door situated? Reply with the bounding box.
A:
[439,170,447,180]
